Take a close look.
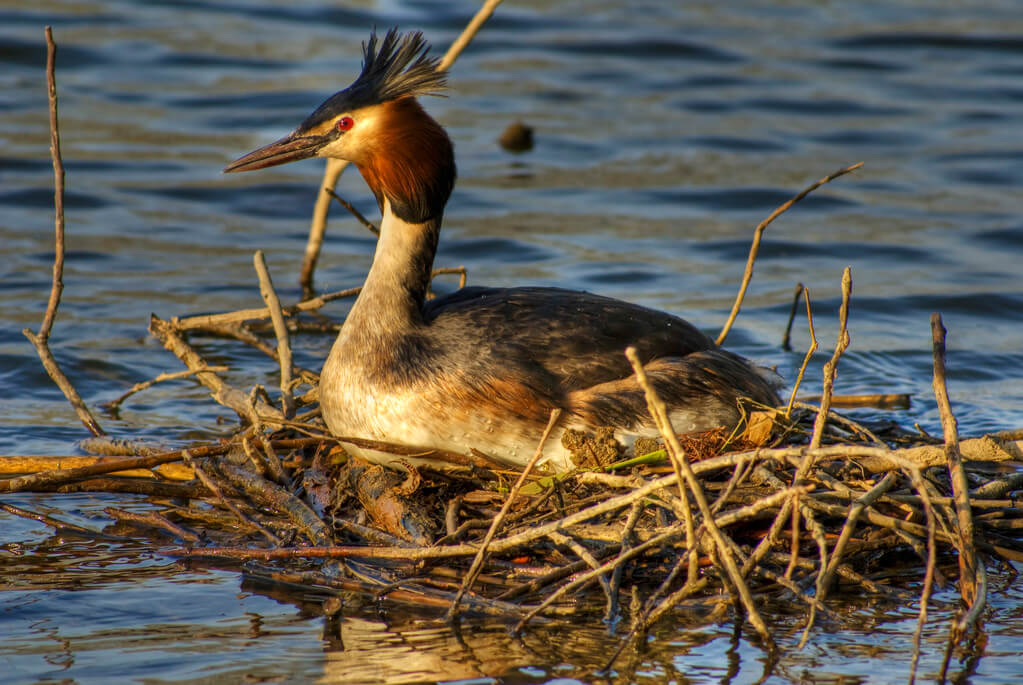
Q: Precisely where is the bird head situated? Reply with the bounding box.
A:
[225,28,456,223]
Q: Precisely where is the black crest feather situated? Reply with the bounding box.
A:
[301,28,446,131]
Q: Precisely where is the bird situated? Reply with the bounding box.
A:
[224,28,781,472]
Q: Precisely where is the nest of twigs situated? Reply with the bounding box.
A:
[11,262,1023,675]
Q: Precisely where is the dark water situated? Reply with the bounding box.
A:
[2,0,1022,682]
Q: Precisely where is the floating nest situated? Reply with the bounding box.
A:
[9,265,1023,676]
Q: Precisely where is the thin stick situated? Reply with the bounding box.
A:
[447,408,561,620]
[625,347,774,648]
[39,27,64,340]
[173,286,359,330]
[909,465,939,685]
[932,314,975,591]
[716,162,862,346]
[325,189,378,235]
[105,366,229,411]
[931,313,982,636]
[624,349,699,584]
[104,507,202,543]
[809,267,852,449]
[301,0,505,295]
[1,500,112,538]
[781,283,804,351]
[254,250,295,419]
[785,286,818,417]
[22,27,105,438]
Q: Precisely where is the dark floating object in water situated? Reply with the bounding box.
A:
[498,120,534,152]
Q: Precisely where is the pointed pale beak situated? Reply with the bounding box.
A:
[224,132,332,173]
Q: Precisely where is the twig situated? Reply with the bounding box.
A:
[625,346,774,649]
[104,507,202,543]
[716,162,863,346]
[909,465,939,685]
[799,472,897,645]
[324,189,378,235]
[104,366,229,412]
[1,500,120,540]
[809,267,852,449]
[624,349,698,584]
[300,0,505,295]
[781,283,804,351]
[447,408,561,620]
[22,27,105,438]
[215,460,331,546]
[172,286,359,330]
[785,286,817,417]
[253,250,296,419]
[931,313,984,652]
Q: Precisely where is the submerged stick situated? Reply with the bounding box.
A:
[300,0,505,296]
[716,162,863,346]
[23,27,105,438]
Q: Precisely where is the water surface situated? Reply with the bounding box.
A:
[2,0,1022,682]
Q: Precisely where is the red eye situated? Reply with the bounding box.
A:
[336,116,354,132]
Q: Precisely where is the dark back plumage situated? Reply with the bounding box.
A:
[300,29,447,132]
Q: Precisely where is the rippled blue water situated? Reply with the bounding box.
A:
[2,0,1022,682]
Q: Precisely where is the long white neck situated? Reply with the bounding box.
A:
[339,198,441,342]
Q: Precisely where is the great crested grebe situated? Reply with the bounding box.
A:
[225,29,781,471]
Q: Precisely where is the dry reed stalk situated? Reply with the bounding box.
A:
[22,27,105,438]
[301,0,505,296]
[716,162,863,346]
